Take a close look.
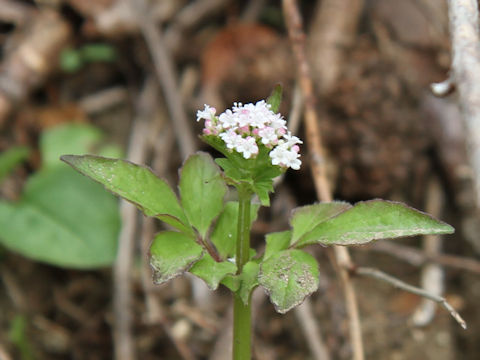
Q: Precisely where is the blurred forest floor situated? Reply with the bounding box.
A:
[0,0,479,359]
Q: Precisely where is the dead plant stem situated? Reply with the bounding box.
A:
[281,1,364,359]
[355,267,467,329]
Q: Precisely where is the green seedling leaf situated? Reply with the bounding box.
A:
[81,43,117,63]
[189,253,236,290]
[179,152,227,237]
[61,155,191,233]
[0,166,120,268]
[264,231,292,260]
[0,146,29,183]
[9,315,33,360]
[297,199,455,247]
[266,84,283,113]
[41,123,102,169]
[259,249,319,313]
[211,201,260,259]
[237,261,260,305]
[290,202,351,244]
[60,48,83,73]
[150,231,203,284]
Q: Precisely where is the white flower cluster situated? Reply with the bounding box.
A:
[196,101,302,170]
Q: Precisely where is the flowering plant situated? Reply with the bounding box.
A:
[61,87,454,360]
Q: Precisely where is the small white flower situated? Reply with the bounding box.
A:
[218,109,237,129]
[283,131,303,146]
[196,104,216,122]
[258,126,278,145]
[197,100,302,170]
[236,136,258,159]
[220,129,241,149]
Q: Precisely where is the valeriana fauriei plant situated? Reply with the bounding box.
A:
[61,87,454,360]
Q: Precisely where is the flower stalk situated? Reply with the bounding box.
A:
[233,184,253,360]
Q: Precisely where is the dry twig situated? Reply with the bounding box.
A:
[0,10,71,125]
[367,241,480,274]
[165,0,231,51]
[446,0,480,207]
[131,0,196,159]
[0,0,35,25]
[294,299,331,360]
[113,81,157,360]
[412,177,445,326]
[355,267,467,329]
[281,1,364,359]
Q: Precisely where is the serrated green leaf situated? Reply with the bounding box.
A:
[264,231,292,260]
[290,202,351,244]
[150,231,203,284]
[41,124,102,169]
[0,166,120,268]
[297,200,455,247]
[189,253,236,290]
[259,249,319,313]
[215,158,244,183]
[61,155,191,234]
[0,146,29,183]
[179,153,227,237]
[252,179,274,206]
[237,261,260,304]
[266,84,283,113]
[211,201,260,259]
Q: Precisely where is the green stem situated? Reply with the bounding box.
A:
[233,184,252,360]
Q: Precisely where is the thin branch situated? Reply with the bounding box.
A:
[295,299,331,360]
[113,81,157,360]
[241,0,268,23]
[0,0,35,25]
[447,0,480,207]
[367,241,480,274]
[132,0,196,159]
[78,86,129,115]
[412,176,444,326]
[281,1,364,359]
[355,267,467,330]
[166,0,231,51]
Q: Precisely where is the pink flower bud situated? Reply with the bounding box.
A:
[239,125,250,134]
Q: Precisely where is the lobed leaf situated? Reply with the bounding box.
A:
[259,249,319,313]
[189,253,236,290]
[61,155,191,233]
[150,231,203,284]
[297,200,455,247]
[179,152,227,238]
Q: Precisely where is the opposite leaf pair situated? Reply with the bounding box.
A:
[62,151,454,315]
